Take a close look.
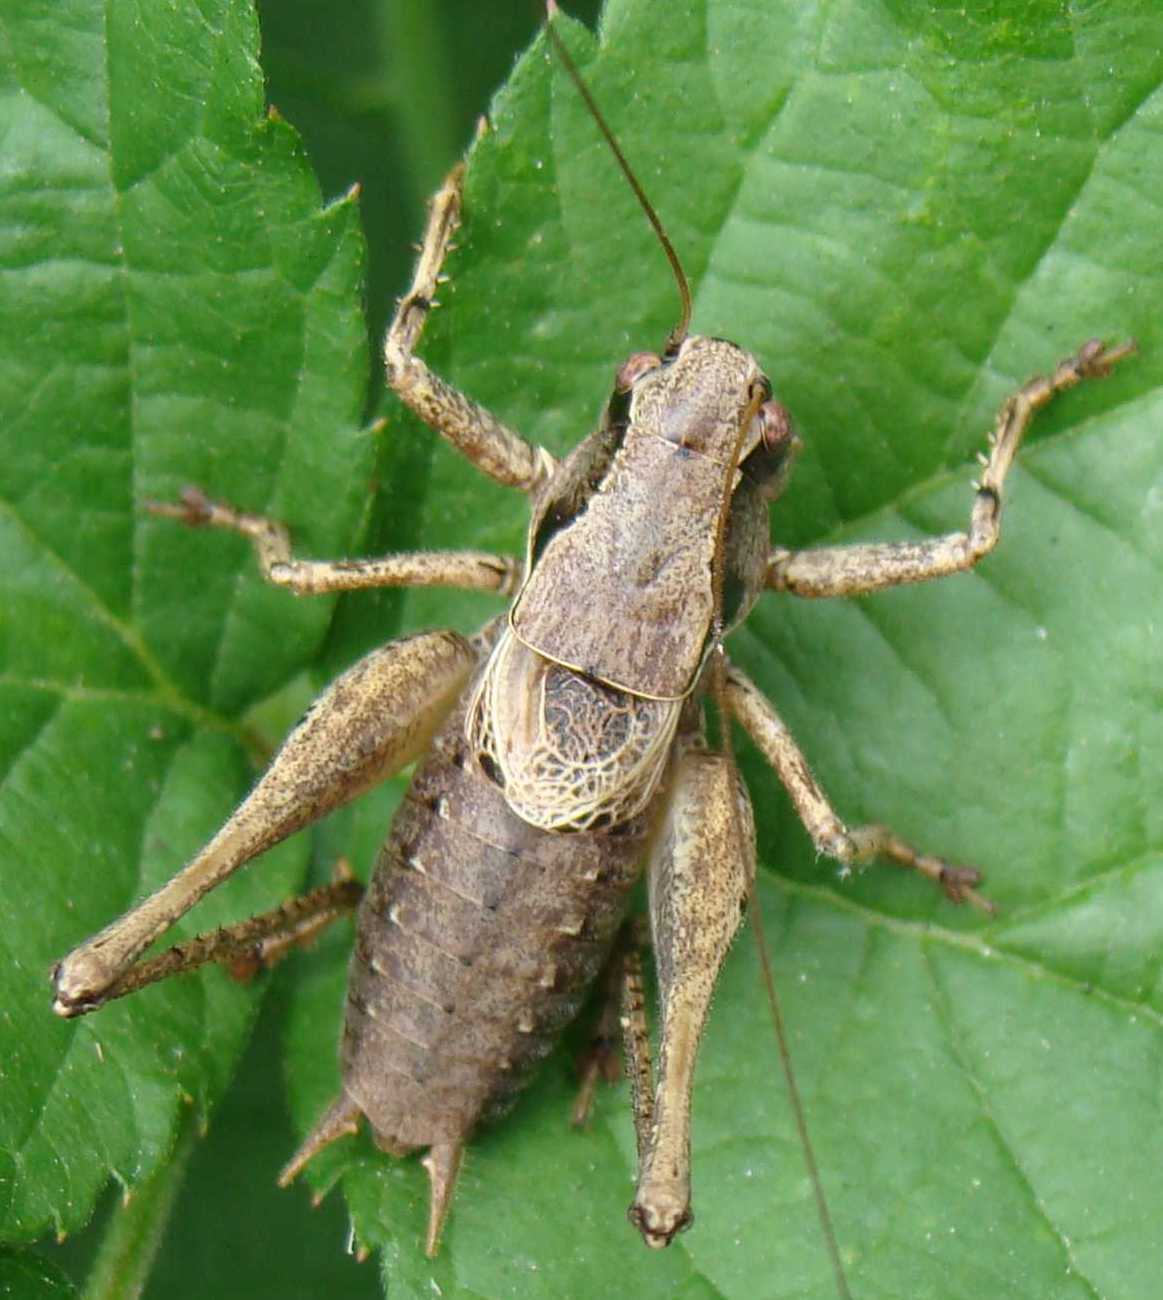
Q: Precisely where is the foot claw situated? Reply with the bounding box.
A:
[144,485,214,527]
[1072,337,1136,380]
[939,865,996,915]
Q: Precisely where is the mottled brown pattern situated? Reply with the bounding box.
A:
[629,750,755,1246]
[340,694,650,1151]
[50,123,1132,1269]
[52,631,475,1016]
[467,628,681,831]
[512,335,767,700]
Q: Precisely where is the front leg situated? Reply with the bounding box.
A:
[385,144,555,494]
[768,339,1134,598]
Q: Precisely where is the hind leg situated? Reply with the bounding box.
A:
[53,630,476,1016]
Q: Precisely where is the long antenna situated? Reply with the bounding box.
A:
[747,897,852,1298]
[546,7,849,1291]
[544,1,692,350]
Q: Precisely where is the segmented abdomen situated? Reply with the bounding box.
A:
[342,696,649,1152]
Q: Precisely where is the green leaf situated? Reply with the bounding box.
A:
[0,0,366,1250]
[0,1248,78,1300]
[3,2,1160,1299]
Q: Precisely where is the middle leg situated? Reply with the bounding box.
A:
[148,486,523,598]
[724,662,993,913]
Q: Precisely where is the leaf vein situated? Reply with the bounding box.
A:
[920,941,1108,1300]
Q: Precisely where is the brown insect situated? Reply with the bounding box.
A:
[51,3,1133,1277]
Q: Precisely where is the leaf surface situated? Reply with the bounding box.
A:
[2,2,1160,1298]
[0,0,367,1247]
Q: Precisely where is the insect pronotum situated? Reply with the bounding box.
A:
[46,2,1140,1290]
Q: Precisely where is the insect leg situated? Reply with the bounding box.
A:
[767,339,1134,598]
[570,919,652,1133]
[52,630,476,1017]
[724,663,992,912]
[385,146,555,494]
[571,922,637,1127]
[76,870,364,1007]
[619,929,654,1169]
[148,486,522,597]
[630,748,756,1248]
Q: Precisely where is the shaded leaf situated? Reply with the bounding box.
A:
[0,1248,77,1300]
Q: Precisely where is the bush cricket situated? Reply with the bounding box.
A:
[48,3,1137,1288]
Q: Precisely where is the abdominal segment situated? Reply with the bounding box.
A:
[341,691,651,1153]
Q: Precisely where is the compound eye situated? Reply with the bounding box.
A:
[614,351,662,392]
[757,400,794,452]
[748,375,774,406]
